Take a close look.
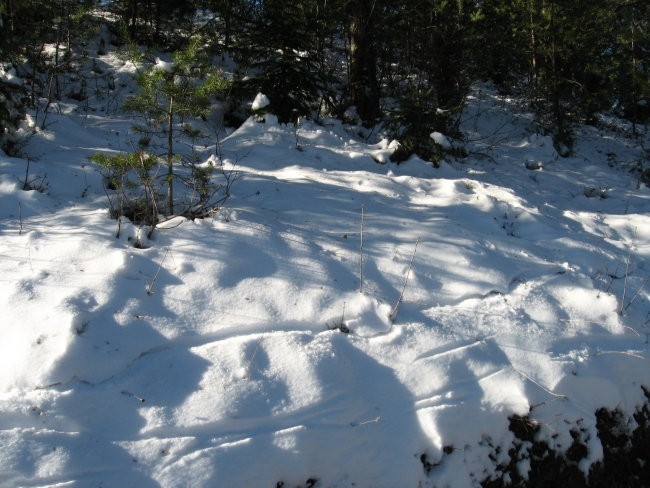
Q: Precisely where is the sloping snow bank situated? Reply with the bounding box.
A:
[0,84,648,487]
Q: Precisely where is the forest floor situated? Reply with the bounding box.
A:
[0,48,649,487]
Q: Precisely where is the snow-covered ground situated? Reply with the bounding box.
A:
[0,66,648,487]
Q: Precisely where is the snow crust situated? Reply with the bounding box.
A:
[0,74,648,487]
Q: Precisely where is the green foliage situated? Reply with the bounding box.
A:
[386,86,453,165]
[3,0,647,170]
[469,0,531,91]
[471,0,649,144]
[611,2,650,128]
[0,73,27,154]
[380,1,477,110]
[227,0,340,123]
[0,0,99,137]
[243,50,330,123]
[124,37,228,122]
[91,151,161,227]
[91,151,157,187]
[109,0,199,48]
[123,35,229,215]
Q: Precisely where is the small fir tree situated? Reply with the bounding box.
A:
[123,35,229,215]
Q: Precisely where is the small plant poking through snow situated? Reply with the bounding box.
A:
[123,36,229,216]
[91,151,159,236]
[389,237,420,323]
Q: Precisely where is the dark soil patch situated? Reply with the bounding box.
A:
[480,387,650,488]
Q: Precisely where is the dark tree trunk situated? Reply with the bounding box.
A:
[155,0,162,43]
[167,97,174,216]
[347,0,380,123]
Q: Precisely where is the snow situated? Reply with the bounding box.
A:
[154,57,174,73]
[252,92,270,111]
[430,131,452,149]
[0,64,22,86]
[0,68,648,488]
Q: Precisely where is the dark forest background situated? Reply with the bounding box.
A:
[1,0,648,159]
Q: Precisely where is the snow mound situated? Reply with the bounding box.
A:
[252,92,270,111]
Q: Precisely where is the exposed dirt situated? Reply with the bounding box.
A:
[481,387,650,488]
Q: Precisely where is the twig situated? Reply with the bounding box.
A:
[595,266,616,298]
[326,302,350,333]
[605,266,619,294]
[359,205,364,293]
[338,301,350,333]
[19,202,23,235]
[351,416,381,427]
[246,341,261,380]
[121,390,145,403]
[621,325,641,336]
[27,242,34,272]
[389,237,420,322]
[595,350,645,360]
[146,248,169,295]
[623,277,649,314]
[23,158,31,190]
[513,367,568,400]
[619,246,632,314]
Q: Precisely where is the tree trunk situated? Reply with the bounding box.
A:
[630,8,637,135]
[6,0,15,33]
[167,97,174,215]
[529,1,538,87]
[550,6,562,133]
[54,1,64,101]
[155,0,162,44]
[347,0,380,123]
[223,1,233,50]
[128,0,138,38]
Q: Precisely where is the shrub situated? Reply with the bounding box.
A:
[386,86,454,165]
[91,151,160,233]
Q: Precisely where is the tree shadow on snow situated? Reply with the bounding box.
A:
[126,332,431,487]
[19,245,212,487]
